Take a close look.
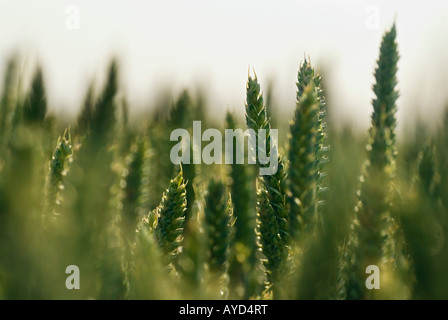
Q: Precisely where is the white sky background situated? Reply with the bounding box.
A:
[0,0,447,134]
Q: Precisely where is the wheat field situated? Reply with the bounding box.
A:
[0,23,448,300]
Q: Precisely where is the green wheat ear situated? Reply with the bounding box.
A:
[76,83,95,135]
[225,111,259,299]
[256,182,285,296]
[43,128,73,225]
[90,59,119,142]
[337,23,411,300]
[121,138,145,241]
[288,58,329,240]
[245,72,289,297]
[23,66,47,124]
[98,210,128,300]
[288,82,320,238]
[416,140,441,200]
[153,167,188,268]
[0,57,19,157]
[204,178,234,298]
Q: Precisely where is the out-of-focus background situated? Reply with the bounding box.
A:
[1,0,447,133]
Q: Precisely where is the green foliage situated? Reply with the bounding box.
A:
[0,125,47,298]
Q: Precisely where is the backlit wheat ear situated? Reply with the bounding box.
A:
[245,72,289,297]
[43,128,73,225]
[204,178,234,298]
[288,82,320,238]
[288,59,329,240]
[153,168,188,268]
[337,23,410,300]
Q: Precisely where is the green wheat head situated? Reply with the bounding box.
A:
[256,182,285,295]
[135,129,158,214]
[288,59,329,239]
[225,111,259,299]
[288,83,320,238]
[44,128,73,224]
[76,83,94,135]
[153,168,188,267]
[204,179,234,274]
[23,66,47,124]
[204,178,234,298]
[416,141,440,200]
[245,73,289,296]
[98,209,128,300]
[245,74,272,159]
[0,57,19,157]
[225,112,254,251]
[245,75,289,244]
[90,60,118,141]
[121,138,145,240]
[337,23,410,300]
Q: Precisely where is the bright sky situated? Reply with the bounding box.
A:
[1,0,447,133]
